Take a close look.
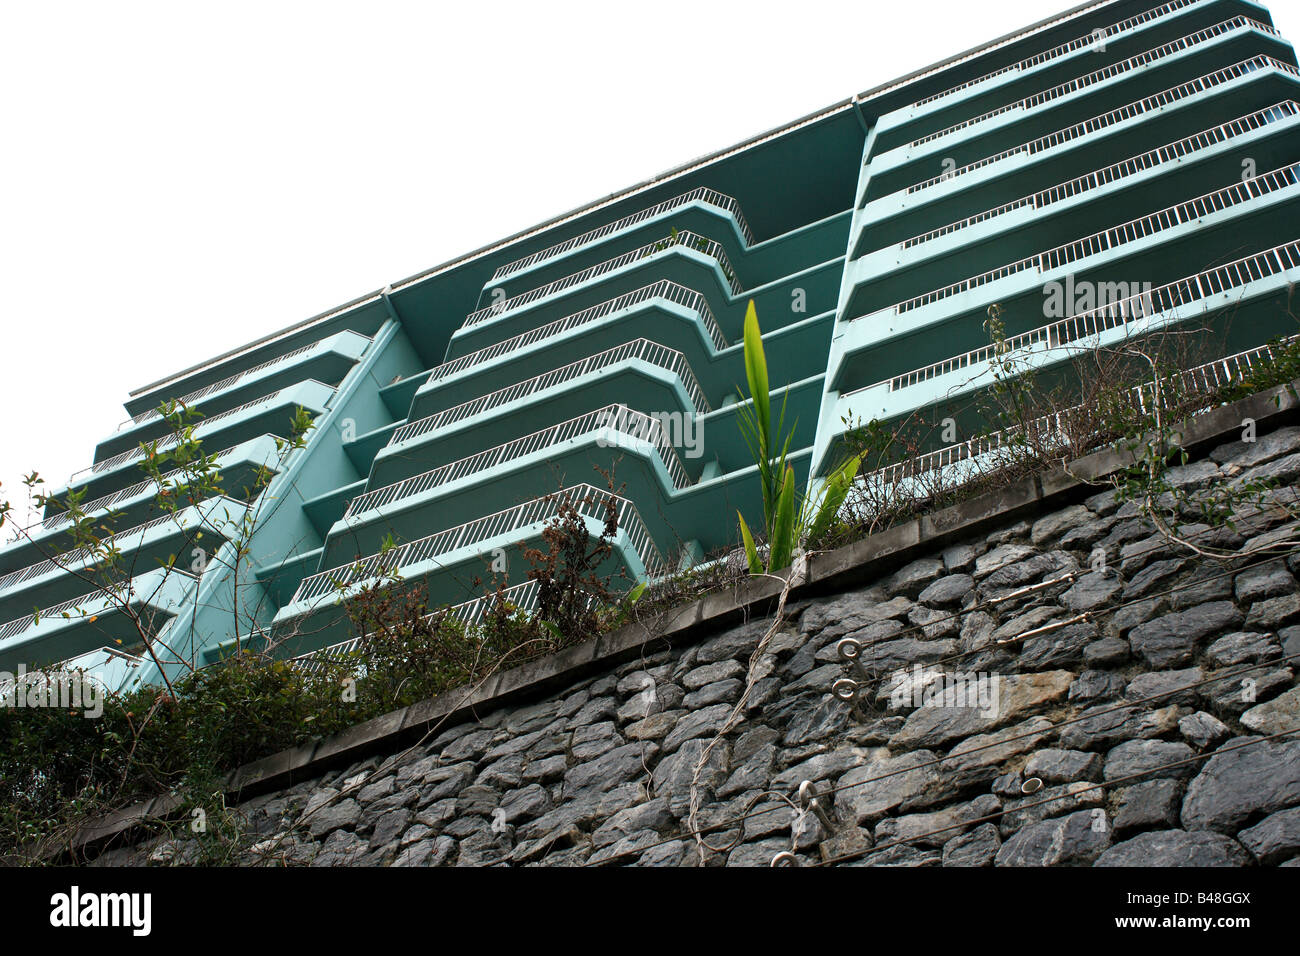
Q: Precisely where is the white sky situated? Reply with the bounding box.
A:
[2,0,1298,529]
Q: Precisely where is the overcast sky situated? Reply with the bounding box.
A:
[3,0,1298,529]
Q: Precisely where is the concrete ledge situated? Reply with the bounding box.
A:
[227,738,320,793]
[309,708,410,770]
[53,376,1300,860]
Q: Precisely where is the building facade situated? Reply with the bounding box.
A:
[3,0,1298,691]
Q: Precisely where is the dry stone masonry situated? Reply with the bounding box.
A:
[93,424,1300,867]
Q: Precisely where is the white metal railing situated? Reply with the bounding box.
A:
[491,188,754,282]
[872,0,1114,105]
[117,341,321,430]
[0,581,132,642]
[906,56,1299,194]
[861,336,1299,490]
[902,197,1038,250]
[391,339,710,447]
[290,483,664,605]
[290,579,542,675]
[428,280,726,387]
[0,511,186,595]
[865,238,1300,397]
[350,404,691,520]
[30,441,253,535]
[910,0,1201,109]
[71,382,326,481]
[463,231,743,329]
[901,102,1300,249]
[911,18,1278,148]
[890,162,1300,316]
[0,648,143,696]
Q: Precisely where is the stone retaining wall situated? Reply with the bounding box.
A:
[89,419,1300,867]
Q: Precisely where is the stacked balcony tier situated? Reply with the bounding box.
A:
[813,12,1300,477]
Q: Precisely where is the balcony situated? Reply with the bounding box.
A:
[0,495,247,621]
[273,483,665,648]
[290,579,540,672]
[102,329,368,458]
[6,436,283,569]
[429,280,727,391]
[905,16,1282,153]
[60,379,335,500]
[854,55,1300,279]
[294,482,663,602]
[334,403,694,560]
[490,187,753,288]
[118,342,314,431]
[451,231,744,360]
[0,440,281,606]
[833,237,1300,427]
[0,565,198,672]
[905,0,1204,114]
[383,339,710,488]
[123,294,388,423]
[856,335,1296,497]
[861,85,1300,253]
[358,403,691,515]
[886,100,1300,256]
[844,159,1300,325]
[410,337,708,430]
[2,646,150,697]
[901,55,1297,198]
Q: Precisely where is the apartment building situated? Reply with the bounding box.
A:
[3,0,1297,691]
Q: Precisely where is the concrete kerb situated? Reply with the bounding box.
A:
[227,738,321,793]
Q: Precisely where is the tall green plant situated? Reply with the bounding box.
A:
[735,300,862,573]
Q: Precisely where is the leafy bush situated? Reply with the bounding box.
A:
[0,472,645,860]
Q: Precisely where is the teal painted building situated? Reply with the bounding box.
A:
[4,0,1299,690]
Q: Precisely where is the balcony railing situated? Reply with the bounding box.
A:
[906,56,1299,194]
[911,17,1278,148]
[888,162,1300,316]
[900,102,1300,249]
[0,511,185,595]
[291,483,664,605]
[491,188,754,282]
[292,579,542,675]
[856,238,1300,398]
[909,0,1202,109]
[860,336,1298,490]
[429,280,726,387]
[870,0,1114,105]
[392,339,710,447]
[0,581,132,643]
[0,648,144,695]
[350,404,691,520]
[463,231,743,329]
[901,196,1037,250]
[71,382,325,482]
[117,341,320,430]
[30,441,253,535]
